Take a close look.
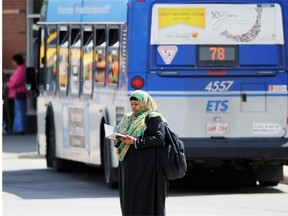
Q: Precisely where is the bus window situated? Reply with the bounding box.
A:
[70,28,81,95]
[38,27,45,90]
[82,26,94,95]
[39,28,45,71]
[108,28,119,84]
[58,26,69,92]
[95,27,106,84]
[45,26,57,93]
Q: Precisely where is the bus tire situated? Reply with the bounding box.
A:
[46,107,71,172]
[45,108,54,168]
[103,138,118,189]
[259,181,279,187]
[256,165,282,187]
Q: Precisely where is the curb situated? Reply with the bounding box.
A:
[282,166,288,185]
[3,152,44,159]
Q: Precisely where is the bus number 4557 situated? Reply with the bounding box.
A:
[205,81,234,92]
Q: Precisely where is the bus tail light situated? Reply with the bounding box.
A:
[131,76,144,89]
[208,70,227,75]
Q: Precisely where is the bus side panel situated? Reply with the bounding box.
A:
[53,99,90,164]
[89,102,105,165]
[127,0,150,78]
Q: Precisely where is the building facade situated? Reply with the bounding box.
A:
[3,0,43,133]
[3,0,27,73]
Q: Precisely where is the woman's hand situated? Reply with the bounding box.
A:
[119,135,135,145]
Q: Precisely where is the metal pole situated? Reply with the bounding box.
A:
[26,0,35,120]
[26,0,33,67]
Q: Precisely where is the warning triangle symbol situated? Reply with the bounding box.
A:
[157,46,178,65]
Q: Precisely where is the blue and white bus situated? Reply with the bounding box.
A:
[33,0,288,187]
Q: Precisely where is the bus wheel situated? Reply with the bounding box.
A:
[256,165,282,187]
[259,181,279,187]
[46,110,70,172]
[45,111,54,168]
[103,138,118,188]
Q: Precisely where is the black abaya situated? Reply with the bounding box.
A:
[119,116,167,216]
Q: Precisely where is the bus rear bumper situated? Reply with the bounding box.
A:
[182,138,288,161]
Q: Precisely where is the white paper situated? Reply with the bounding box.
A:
[104,124,127,141]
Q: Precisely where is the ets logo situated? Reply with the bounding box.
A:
[206,100,229,113]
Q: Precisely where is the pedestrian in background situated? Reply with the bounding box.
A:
[116,90,168,216]
[5,54,28,134]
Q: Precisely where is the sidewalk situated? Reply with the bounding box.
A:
[2,134,288,184]
[2,134,43,159]
[283,166,288,184]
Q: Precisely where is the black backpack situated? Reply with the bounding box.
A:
[159,123,187,180]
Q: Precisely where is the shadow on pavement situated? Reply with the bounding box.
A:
[3,167,119,200]
[3,134,287,200]
[168,169,287,197]
[3,166,286,200]
[169,182,286,197]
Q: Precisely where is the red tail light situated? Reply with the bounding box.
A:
[208,70,227,75]
[131,76,144,89]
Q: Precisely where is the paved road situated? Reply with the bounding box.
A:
[3,135,288,216]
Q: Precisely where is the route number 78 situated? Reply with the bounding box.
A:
[205,81,234,92]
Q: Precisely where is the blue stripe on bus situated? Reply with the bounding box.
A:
[140,72,288,92]
[149,93,288,98]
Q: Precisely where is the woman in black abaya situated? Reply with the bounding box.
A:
[116,90,167,216]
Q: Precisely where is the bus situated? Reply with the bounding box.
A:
[31,0,288,187]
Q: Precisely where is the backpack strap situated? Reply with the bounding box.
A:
[144,112,166,172]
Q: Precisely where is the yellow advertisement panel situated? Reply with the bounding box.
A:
[158,8,205,29]
[151,4,284,45]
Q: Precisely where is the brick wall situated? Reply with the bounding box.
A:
[3,0,26,72]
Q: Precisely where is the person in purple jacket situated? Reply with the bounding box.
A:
[5,54,28,134]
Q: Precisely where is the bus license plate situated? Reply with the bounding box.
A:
[206,123,229,135]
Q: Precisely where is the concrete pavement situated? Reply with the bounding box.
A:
[2,134,43,159]
[2,134,288,184]
[284,166,288,184]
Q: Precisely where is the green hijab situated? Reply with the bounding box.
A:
[117,90,165,161]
